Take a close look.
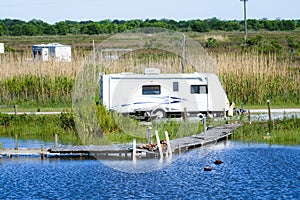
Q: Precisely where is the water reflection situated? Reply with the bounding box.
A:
[0,137,54,149]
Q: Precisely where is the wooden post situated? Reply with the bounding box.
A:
[146,126,152,144]
[15,134,18,150]
[132,138,136,159]
[55,134,58,147]
[248,110,251,122]
[0,142,2,159]
[183,107,187,121]
[203,117,207,135]
[267,100,271,122]
[165,131,172,157]
[132,138,137,164]
[14,105,18,116]
[155,130,163,159]
[40,146,44,160]
[267,100,272,132]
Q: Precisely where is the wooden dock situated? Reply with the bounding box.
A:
[0,124,241,160]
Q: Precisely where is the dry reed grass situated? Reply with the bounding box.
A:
[0,48,299,106]
[0,51,82,79]
[216,50,299,105]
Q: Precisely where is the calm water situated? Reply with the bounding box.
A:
[0,140,300,199]
[0,137,54,149]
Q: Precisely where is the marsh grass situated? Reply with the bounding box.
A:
[0,113,81,145]
[1,47,299,108]
[232,116,300,145]
[217,51,300,106]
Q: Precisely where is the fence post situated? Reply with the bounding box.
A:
[0,142,2,159]
[183,107,187,121]
[155,130,163,159]
[15,134,18,150]
[40,146,45,160]
[146,126,152,144]
[165,131,172,157]
[248,110,251,122]
[132,138,136,162]
[267,100,272,132]
[267,100,271,122]
[13,105,18,116]
[203,117,207,135]
[55,134,58,147]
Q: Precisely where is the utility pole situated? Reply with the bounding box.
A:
[240,0,248,42]
[181,34,186,73]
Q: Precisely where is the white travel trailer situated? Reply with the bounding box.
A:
[32,43,71,62]
[100,68,230,120]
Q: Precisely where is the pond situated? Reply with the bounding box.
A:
[0,140,299,199]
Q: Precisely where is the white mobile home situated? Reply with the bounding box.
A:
[0,43,4,54]
[100,68,230,120]
[32,43,71,62]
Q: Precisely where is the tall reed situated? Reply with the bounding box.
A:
[216,50,300,106]
[0,46,299,108]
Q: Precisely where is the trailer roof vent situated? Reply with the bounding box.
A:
[144,68,160,75]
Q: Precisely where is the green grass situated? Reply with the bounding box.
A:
[0,113,80,145]
[0,106,71,113]
[232,115,300,145]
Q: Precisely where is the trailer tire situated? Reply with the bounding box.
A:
[197,113,205,119]
[152,109,166,119]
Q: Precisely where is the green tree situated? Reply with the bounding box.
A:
[54,21,69,35]
[207,17,225,30]
[162,19,178,31]
[125,19,142,30]
[10,24,22,36]
[223,21,241,31]
[177,20,191,31]
[0,22,6,36]
[191,20,210,32]
[28,19,48,35]
[247,19,263,31]
[262,19,279,31]
[22,23,38,35]
[281,20,296,31]
[44,24,57,35]
[81,22,102,34]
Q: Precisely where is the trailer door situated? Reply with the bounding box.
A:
[42,48,49,61]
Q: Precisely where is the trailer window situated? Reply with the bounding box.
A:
[142,85,161,95]
[173,82,179,91]
[191,85,207,94]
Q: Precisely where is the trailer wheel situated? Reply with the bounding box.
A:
[152,109,166,119]
[197,113,205,119]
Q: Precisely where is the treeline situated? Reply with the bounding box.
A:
[0,18,299,36]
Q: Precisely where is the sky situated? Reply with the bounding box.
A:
[0,0,299,24]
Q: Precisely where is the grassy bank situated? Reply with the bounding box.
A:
[232,116,300,145]
[0,105,205,145]
[0,113,81,145]
[1,111,299,146]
